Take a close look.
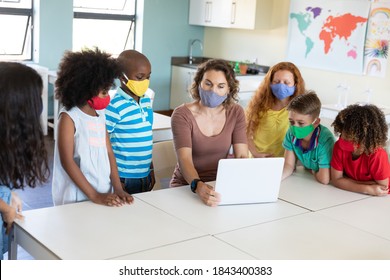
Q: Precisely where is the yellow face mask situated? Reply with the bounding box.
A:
[123,73,150,97]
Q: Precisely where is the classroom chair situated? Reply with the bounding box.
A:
[152,140,177,190]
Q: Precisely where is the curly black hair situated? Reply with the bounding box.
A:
[332,104,388,155]
[55,48,120,110]
[0,62,49,189]
[190,59,239,108]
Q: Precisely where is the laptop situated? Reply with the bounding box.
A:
[213,158,284,206]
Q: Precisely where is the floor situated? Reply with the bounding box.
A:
[4,132,55,260]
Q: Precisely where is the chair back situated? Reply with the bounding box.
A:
[152,140,177,190]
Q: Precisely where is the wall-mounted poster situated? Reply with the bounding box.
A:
[364,2,390,77]
[287,0,370,74]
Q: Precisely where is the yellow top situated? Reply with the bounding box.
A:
[253,108,289,157]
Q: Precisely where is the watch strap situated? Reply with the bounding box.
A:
[190,179,202,193]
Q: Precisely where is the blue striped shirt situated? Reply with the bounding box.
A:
[105,87,154,178]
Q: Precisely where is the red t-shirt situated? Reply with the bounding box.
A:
[331,140,390,187]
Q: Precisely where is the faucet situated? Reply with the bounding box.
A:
[189,39,203,64]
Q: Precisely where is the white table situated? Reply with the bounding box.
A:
[9,198,205,260]
[135,186,308,235]
[319,195,390,241]
[279,167,369,211]
[112,236,255,260]
[216,212,390,259]
[321,103,390,124]
[9,171,390,260]
[152,112,172,142]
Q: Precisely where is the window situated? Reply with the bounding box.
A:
[0,0,33,61]
[73,0,136,56]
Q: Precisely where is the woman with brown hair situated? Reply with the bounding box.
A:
[170,59,248,206]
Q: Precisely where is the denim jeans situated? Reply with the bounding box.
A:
[0,186,12,260]
[120,174,153,195]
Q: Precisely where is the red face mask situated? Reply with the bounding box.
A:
[87,95,110,110]
[338,138,356,152]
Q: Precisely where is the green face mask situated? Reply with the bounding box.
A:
[290,119,317,139]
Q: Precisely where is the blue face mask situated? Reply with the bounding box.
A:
[270,83,296,100]
[199,86,227,108]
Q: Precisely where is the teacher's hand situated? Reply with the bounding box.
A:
[196,182,221,207]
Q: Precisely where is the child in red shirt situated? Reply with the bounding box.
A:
[330,104,390,196]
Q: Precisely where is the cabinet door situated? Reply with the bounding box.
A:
[189,0,230,28]
[170,66,196,110]
[189,0,208,25]
[208,0,231,27]
[236,75,264,108]
[230,0,256,29]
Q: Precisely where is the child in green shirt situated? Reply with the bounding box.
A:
[282,91,335,184]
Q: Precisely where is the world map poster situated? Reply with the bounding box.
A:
[287,0,370,74]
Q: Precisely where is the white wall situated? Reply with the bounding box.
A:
[203,0,390,107]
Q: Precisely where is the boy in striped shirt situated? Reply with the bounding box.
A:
[105,50,155,194]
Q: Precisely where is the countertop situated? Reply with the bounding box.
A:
[171,56,269,76]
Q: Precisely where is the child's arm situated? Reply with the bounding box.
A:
[282,150,296,180]
[331,167,388,196]
[313,168,330,185]
[0,198,23,234]
[57,113,122,206]
[105,131,134,204]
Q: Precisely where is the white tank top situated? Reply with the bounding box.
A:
[52,107,112,205]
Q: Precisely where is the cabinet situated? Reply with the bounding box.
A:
[230,0,257,29]
[236,75,264,108]
[170,65,264,110]
[170,66,197,110]
[189,0,256,30]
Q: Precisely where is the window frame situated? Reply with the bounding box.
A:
[72,0,136,54]
[0,0,33,60]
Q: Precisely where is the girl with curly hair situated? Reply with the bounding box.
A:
[170,59,248,206]
[0,62,49,259]
[331,104,390,196]
[52,48,133,206]
[246,62,305,158]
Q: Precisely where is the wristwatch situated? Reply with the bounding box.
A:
[190,179,202,193]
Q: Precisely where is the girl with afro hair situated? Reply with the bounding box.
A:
[330,104,390,196]
[52,48,133,206]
